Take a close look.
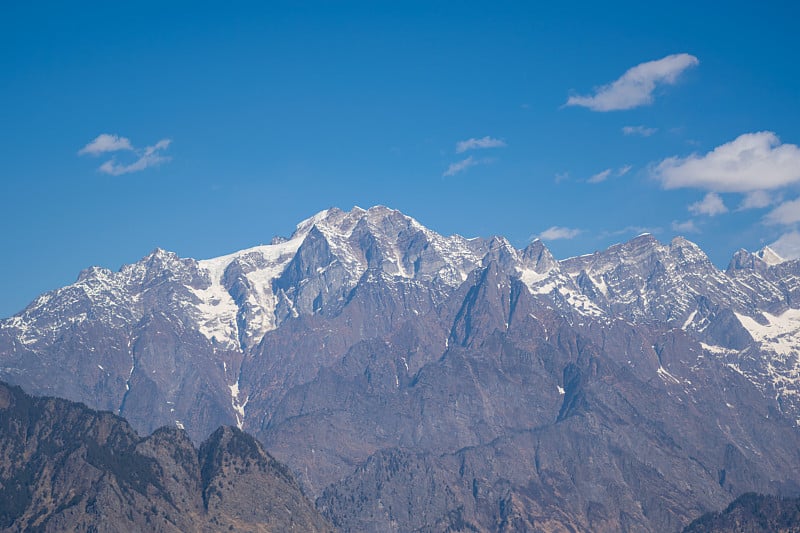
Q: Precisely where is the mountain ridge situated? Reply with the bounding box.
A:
[0,380,333,532]
[2,205,800,532]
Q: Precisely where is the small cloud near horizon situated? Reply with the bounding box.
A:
[765,197,800,226]
[769,231,800,259]
[588,165,632,184]
[738,191,773,210]
[671,219,700,233]
[565,53,699,111]
[456,136,506,153]
[443,136,504,176]
[653,131,800,192]
[78,134,133,156]
[443,156,478,177]
[588,169,612,184]
[600,225,662,239]
[536,226,582,240]
[688,192,728,216]
[79,134,172,176]
[653,132,800,227]
[622,125,658,137]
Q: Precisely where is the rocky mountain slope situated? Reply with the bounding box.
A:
[683,493,800,532]
[0,380,332,532]
[2,205,800,531]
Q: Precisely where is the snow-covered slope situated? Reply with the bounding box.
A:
[559,234,756,327]
[1,206,491,354]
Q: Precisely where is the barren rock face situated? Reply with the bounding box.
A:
[0,381,332,533]
[683,493,800,533]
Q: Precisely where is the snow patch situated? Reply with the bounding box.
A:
[517,267,551,287]
[229,380,249,430]
[736,309,800,356]
[757,246,785,266]
[591,274,609,298]
[190,236,305,348]
[125,343,134,391]
[700,342,735,354]
[657,365,680,384]
[682,310,698,330]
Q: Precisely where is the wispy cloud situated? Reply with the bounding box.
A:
[587,165,632,184]
[588,169,612,184]
[769,231,800,259]
[671,219,700,233]
[554,171,569,184]
[688,192,728,216]
[622,125,658,137]
[98,140,172,176]
[78,134,133,155]
[537,226,582,240]
[79,134,172,176]
[600,225,662,238]
[456,136,506,153]
[565,53,699,111]
[653,132,800,192]
[765,197,800,225]
[738,191,773,210]
[443,156,479,177]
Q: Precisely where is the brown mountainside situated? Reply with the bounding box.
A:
[0,381,332,532]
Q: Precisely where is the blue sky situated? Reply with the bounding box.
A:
[2,1,800,317]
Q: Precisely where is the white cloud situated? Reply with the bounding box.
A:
[600,225,662,238]
[688,192,728,216]
[671,219,700,233]
[443,156,478,177]
[456,136,506,153]
[622,125,658,137]
[739,190,773,210]
[565,53,699,111]
[588,168,612,184]
[765,197,800,226]
[654,132,800,192]
[93,138,172,176]
[537,226,582,240]
[144,139,171,155]
[769,231,800,259]
[78,133,133,155]
[587,165,631,184]
[554,171,569,184]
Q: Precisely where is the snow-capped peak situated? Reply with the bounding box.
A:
[756,245,785,266]
[188,206,489,348]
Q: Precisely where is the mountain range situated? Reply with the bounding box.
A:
[2,205,800,532]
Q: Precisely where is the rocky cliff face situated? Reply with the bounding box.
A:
[2,205,800,532]
[0,381,332,532]
[683,493,800,533]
